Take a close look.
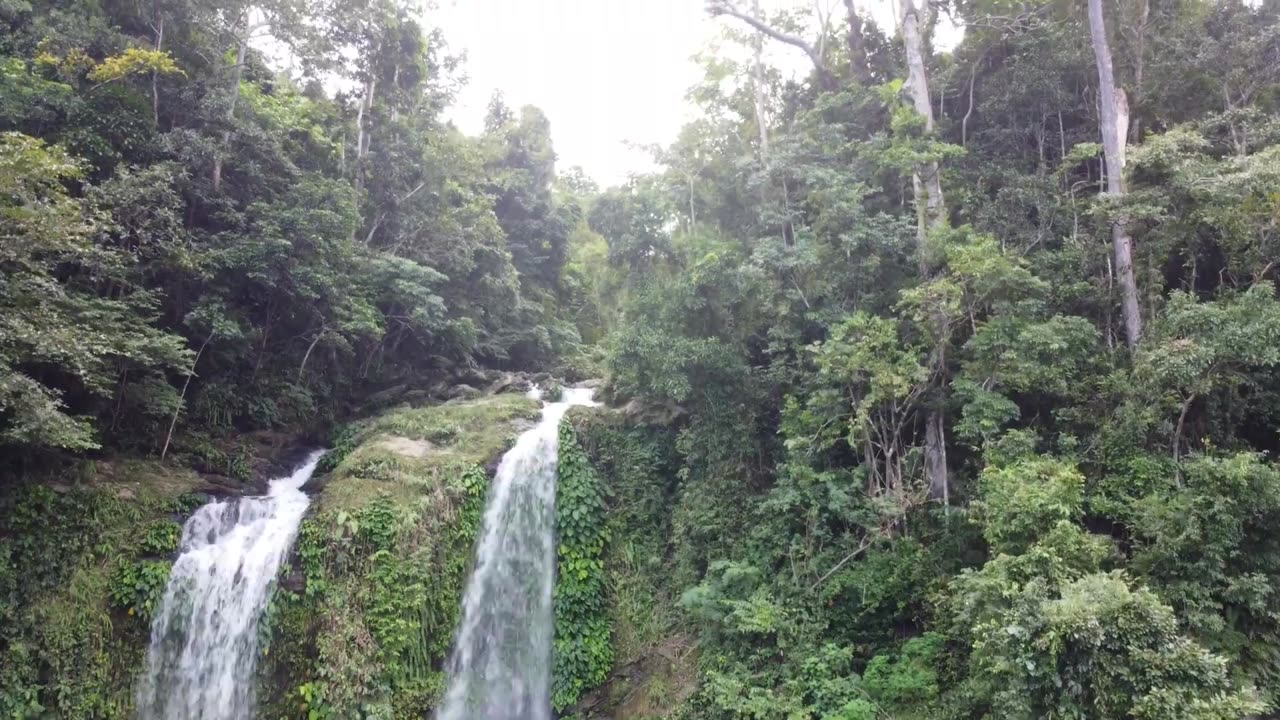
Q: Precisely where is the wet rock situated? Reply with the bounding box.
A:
[401,389,434,406]
[256,440,319,479]
[444,384,481,401]
[280,569,306,593]
[487,371,532,395]
[572,378,605,389]
[362,383,409,409]
[622,398,685,425]
[455,367,493,387]
[194,477,250,498]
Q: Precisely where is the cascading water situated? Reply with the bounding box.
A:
[136,449,325,720]
[437,386,598,720]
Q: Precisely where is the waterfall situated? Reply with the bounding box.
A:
[136,449,325,720]
[438,387,598,720]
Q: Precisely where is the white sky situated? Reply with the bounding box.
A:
[434,0,714,186]
[432,1,941,186]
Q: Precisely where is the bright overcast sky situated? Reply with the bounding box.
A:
[434,0,714,187]
[432,1,923,187]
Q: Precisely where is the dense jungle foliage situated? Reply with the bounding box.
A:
[0,0,585,464]
[4,0,1280,718]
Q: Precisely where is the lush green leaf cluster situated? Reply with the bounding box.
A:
[553,421,614,710]
[261,463,488,720]
[0,461,204,718]
[0,0,585,461]
[567,1,1280,718]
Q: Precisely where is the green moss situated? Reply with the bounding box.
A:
[561,407,693,719]
[0,459,204,718]
[319,393,538,511]
[261,395,533,719]
[0,395,540,720]
[260,465,491,719]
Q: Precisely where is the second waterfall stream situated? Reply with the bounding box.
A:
[437,386,598,720]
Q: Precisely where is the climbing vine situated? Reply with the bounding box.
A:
[262,463,491,720]
[553,421,613,711]
[0,472,199,718]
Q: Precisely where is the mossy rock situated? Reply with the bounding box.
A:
[0,459,206,718]
[317,393,540,511]
[260,393,541,719]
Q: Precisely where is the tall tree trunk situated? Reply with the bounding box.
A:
[1128,0,1150,144]
[900,0,949,505]
[358,76,376,160]
[151,11,164,127]
[901,0,945,237]
[707,0,836,90]
[842,0,872,85]
[925,410,948,505]
[298,325,327,381]
[751,0,779,241]
[688,175,696,229]
[389,64,400,122]
[354,75,376,193]
[212,17,249,192]
[1088,0,1143,349]
[161,335,211,461]
[751,0,769,159]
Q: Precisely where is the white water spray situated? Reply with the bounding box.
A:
[437,386,597,720]
[136,449,325,720]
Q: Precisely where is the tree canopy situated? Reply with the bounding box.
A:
[4,0,1280,717]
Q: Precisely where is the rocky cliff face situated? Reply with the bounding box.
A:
[256,391,541,718]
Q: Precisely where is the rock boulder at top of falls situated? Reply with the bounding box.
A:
[622,397,685,425]
[443,384,482,401]
[486,371,533,395]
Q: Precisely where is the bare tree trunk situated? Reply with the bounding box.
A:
[151,12,164,127]
[354,75,377,193]
[1173,393,1194,466]
[901,0,945,236]
[213,18,249,192]
[161,335,211,461]
[707,0,836,90]
[900,0,949,505]
[298,326,326,381]
[389,64,400,122]
[751,0,782,242]
[962,53,981,147]
[688,175,696,229]
[1088,0,1143,350]
[925,410,948,506]
[841,0,872,85]
[357,76,376,161]
[1129,0,1150,144]
[751,0,769,159]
